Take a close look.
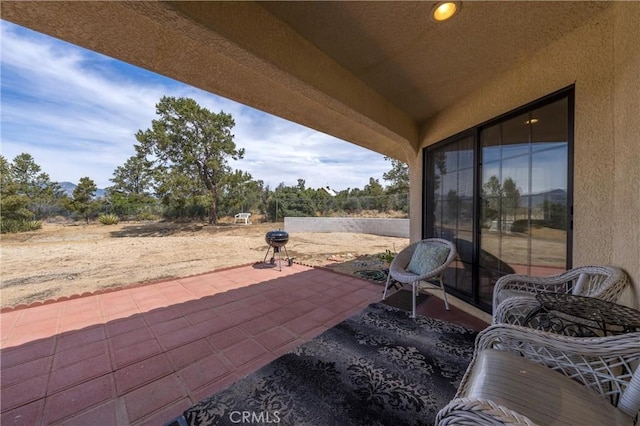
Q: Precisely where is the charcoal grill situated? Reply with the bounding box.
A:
[263,230,293,270]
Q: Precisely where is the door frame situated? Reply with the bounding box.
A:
[422,86,574,312]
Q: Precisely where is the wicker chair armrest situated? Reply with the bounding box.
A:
[492,273,573,311]
[390,242,415,268]
[388,245,417,284]
[494,274,575,292]
[492,266,628,311]
[492,296,542,325]
[492,273,571,313]
[476,324,640,356]
[437,397,539,426]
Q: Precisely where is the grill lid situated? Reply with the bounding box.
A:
[265,230,289,247]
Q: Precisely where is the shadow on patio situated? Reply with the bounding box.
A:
[0,264,487,425]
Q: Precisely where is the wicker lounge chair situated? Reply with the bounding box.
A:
[492,265,629,326]
[436,324,640,425]
[382,238,457,318]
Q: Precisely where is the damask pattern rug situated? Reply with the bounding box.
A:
[176,303,477,426]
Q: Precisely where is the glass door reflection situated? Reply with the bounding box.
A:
[424,92,571,312]
[479,98,569,307]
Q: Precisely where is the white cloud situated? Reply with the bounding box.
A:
[1,21,390,191]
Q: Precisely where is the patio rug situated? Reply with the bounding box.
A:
[175,302,477,426]
[381,288,429,312]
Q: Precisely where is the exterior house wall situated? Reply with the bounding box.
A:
[411,4,640,307]
[612,2,640,308]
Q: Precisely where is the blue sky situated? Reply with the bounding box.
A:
[0,20,390,191]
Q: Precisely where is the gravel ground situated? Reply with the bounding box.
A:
[0,220,409,308]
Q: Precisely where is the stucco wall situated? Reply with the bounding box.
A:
[612,2,640,308]
[411,4,639,307]
[284,217,409,238]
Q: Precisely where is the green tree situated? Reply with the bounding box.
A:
[1,154,65,232]
[310,186,334,215]
[363,177,387,211]
[11,154,49,198]
[382,156,409,194]
[65,177,97,223]
[0,156,13,191]
[364,177,384,197]
[336,187,364,214]
[1,156,32,232]
[483,175,502,197]
[260,184,273,220]
[108,155,153,198]
[427,151,446,236]
[242,179,267,217]
[502,177,521,221]
[135,96,244,224]
[266,182,316,220]
[8,153,64,218]
[481,175,502,227]
[481,175,521,229]
[107,155,156,218]
[154,167,205,219]
[218,170,257,216]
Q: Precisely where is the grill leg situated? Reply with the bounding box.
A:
[263,244,290,271]
[276,246,282,271]
[263,246,272,264]
[283,246,291,263]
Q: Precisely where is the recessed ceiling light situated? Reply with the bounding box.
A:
[525,118,539,125]
[431,2,460,22]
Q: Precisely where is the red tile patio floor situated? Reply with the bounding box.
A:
[0,264,487,425]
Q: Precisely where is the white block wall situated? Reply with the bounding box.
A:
[284,217,409,238]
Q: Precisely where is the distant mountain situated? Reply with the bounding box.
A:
[451,189,566,206]
[59,181,107,199]
[528,189,566,206]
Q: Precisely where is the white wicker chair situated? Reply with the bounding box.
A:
[382,238,457,318]
[492,266,629,326]
[436,324,640,425]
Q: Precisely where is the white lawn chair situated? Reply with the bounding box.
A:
[233,212,251,224]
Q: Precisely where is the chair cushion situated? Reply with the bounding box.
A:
[406,242,450,276]
[462,349,632,425]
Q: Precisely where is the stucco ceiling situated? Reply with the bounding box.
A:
[258,1,609,122]
[1,1,611,158]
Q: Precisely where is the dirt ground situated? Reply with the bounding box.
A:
[0,220,409,308]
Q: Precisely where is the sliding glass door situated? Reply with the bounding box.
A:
[479,97,570,306]
[424,89,572,311]
[425,133,476,297]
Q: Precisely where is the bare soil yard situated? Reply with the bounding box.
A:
[0,220,409,308]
